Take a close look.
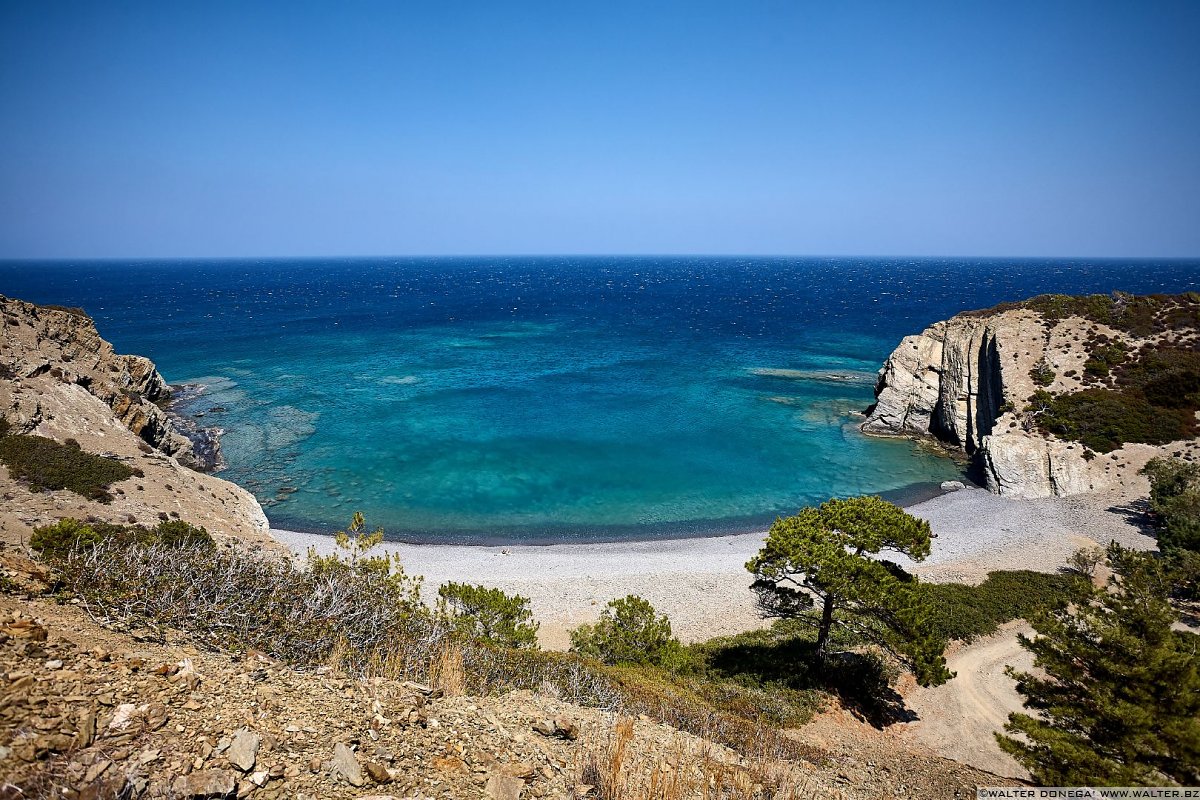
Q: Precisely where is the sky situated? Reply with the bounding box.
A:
[1,1,1198,259]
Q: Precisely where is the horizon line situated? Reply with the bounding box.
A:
[3,252,1199,263]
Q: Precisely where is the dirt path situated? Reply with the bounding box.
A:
[900,621,1033,780]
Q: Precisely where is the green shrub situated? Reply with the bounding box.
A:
[438,582,539,649]
[1141,457,1200,554]
[1037,388,1192,453]
[687,614,897,723]
[151,519,214,549]
[30,518,108,559]
[0,433,135,502]
[972,292,1200,337]
[30,517,214,559]
[570,595,693,670]
[1031,359,1056,387]
[1120,348,1200,410]
[920,570,1086,643]
[1084,341,1128,379]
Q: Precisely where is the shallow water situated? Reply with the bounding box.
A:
[4,256,1197,541]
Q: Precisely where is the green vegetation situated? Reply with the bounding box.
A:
[1083,340,1128,379]
[570,595,692,670]
[920,570,1085,644]
[1122,347,1200,409]
[1030,358,1056,387]
[439,582,539,649]
[746,496,951,686]
[30,517,213,559]
[1031,375,1197,453]
[1141,457,1200,554]
[0,421,138,503]
[972,291,1200,337]
[998,545,1200,786]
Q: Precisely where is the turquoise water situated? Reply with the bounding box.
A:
[4,257,1197,541]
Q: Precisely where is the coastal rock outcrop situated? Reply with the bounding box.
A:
[0,295,270,547]
[862,293,1199,499]
[0,295,201,466]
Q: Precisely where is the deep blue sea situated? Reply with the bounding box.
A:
[2,257,1197,542]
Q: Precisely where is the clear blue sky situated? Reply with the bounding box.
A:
[1,1,1197,258]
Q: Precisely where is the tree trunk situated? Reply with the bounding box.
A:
[814,594,835,660]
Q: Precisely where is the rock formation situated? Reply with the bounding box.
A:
[0,295,270,547]
[0,295,202,466]
[862,293,1199,499]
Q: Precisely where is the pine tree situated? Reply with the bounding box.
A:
[998,544,1200,786]
[746,496,952,686]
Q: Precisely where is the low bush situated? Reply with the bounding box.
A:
[687,615,901,725]
[1084,341,1129,379]
[0,430,136,503]
[1119,347,1200,410]
[571,595,694,671]
[920,570,1086,643]
[1034,388,1193,453]
[31,518,213,559]
[439,582,539,649]
[969,292,1200,337]
[1030,359,1056,387]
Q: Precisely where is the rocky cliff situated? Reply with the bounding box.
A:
[861,293,1200,499]
[0,296,201,465]
[0,295,270,546]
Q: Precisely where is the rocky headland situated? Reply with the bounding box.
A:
[0,295,270,549]
[862,292,1200,498]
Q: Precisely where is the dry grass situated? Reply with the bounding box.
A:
[578,719,818,800]
[431,641,467,697]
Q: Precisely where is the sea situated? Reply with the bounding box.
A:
[2,257,1197,543]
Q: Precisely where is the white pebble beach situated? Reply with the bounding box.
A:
[270,484,1156,649]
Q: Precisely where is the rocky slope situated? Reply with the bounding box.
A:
[0,584,1016,800]
[862,293,1200,498]
[0,295,271,548]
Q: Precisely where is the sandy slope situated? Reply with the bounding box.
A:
[901,622,1034,780]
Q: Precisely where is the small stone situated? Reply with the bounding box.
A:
[365,761,392,784]
[171,769,236,798]
[486,773,524,800]
[332,742,364,787]
[227,728,261,772]
[501,762,535,780]
[83,759,111,783]
[43,659,63,670]
[553,716,579,740]
[250,770,269,787]
[401,680,434,695]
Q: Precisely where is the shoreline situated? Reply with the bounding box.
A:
[261,479,967,547]
[270,484,1158,649]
